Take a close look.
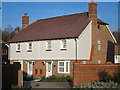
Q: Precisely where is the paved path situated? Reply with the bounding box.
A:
[30,82,71,88]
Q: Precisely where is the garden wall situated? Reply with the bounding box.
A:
[73,62,120,85]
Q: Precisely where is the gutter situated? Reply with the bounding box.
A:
[5,43,9,47]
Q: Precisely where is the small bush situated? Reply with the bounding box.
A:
[41,76,46,81]
[98,71,112,82]
[66,75,72,82]
[113,72,120,83]
[74,81,120,88]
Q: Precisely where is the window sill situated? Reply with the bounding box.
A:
[27,50,32,52]
[60,48,67,50]
[46,49,52,51]
[58,72,70,74]
[16,51,21,52]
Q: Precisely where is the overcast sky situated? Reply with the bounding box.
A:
[1,2,119,31]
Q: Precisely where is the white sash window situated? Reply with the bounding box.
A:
[58,61,70,73]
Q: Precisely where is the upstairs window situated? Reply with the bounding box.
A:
[16,43,20,52]
[27,42,32,52]
[46,41,52,51]
[60,39,67,50]
[98,40,101,50]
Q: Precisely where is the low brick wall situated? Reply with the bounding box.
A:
[73,62,120,85]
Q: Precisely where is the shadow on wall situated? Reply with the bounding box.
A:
[106,41,114,63]
[97,67,120,83]
[23,71,33,81]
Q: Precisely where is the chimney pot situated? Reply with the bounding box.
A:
[24,13,28,16]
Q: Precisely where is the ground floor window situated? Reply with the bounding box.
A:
[58,61,70,73]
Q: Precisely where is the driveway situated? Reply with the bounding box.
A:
[30,81,71,88]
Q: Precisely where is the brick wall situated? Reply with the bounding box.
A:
[32,60,74,78]
[90,20,115,64]
[32,60,46,77]
[73,62,120,85]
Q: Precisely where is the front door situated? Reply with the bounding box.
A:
[46,61,52,77]
[27,62,33,77]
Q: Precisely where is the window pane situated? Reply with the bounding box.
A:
[47,41,51,49]
[98,41,101,44]
[29,43,32,49]
[18,44,20,50]
[29,62,32,70]
[66,62,68,72]
[59,67,64,72]
[48,62,51,72]
[98,45,101,50]
[59,62,64,66]
[63,40,66,48]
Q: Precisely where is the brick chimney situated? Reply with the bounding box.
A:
[22,13,29,28]
[88,1,97,20]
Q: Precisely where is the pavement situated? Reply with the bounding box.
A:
[30,81,71,88]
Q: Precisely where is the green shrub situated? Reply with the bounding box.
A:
[74,81,120,88]
[113,72,120,83]
[41,76,46,81]
[66,75,72,82]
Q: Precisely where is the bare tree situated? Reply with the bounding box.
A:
[112,30,120,44]
[2,25,21,42]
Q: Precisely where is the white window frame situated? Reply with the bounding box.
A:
[97,40,101,50]
[16,43,20,52]
[58,61,70,73]
[60,39,67,50]
[98,60,101,64]
[46,40,52,51]
[27,42,32,51]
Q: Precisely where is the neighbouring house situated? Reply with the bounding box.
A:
[0,40,9,64]
[9,2,117,78]
[114,44,120,63]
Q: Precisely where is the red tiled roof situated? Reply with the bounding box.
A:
[0,40,5,43]
[9,12,108,43]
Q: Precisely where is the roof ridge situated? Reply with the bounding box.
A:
[37,12,88,21]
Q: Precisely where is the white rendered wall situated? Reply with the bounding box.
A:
[9,39,76,60]
[9,41,39,60]
[77,21,92,60]
[38,39,76,60]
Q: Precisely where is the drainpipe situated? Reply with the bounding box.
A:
[75,38,77,62]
